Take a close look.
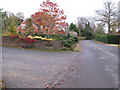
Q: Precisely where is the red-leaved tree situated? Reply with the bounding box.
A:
[31,0,68,34]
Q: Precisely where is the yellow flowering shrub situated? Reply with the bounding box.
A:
[28,35,54,41]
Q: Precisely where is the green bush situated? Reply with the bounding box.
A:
[107,35,120,44]
[62,34,79,48]
[29,33,79,49]
[95,35,120,44]
[95,35,108,43]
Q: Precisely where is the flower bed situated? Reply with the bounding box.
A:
[2,34,79,50]
[2,35,63,50]
[16,37,36,48]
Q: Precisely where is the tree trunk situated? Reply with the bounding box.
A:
[108,23,111,34]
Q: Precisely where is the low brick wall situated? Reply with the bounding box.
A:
[2,36,63,50]
[2,36,19,46]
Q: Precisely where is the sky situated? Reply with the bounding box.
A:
[0,0,119,24]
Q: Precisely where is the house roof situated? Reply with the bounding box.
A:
[17,19,26,29]
[17,19,66,32]
[16,19,38,29]
[32,23,38,29]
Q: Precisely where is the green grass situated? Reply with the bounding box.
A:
[1,45,71,52]
[94,40,104,44]
[94,40,120,48]
[106,44,120,48]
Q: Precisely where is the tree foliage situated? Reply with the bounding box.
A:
[21,18,37,35]
[1,10,24,34]
[32,12,55,34]
[84,22,94,39]
[76,17,95,39]
[95,24,105,35]
[69,23,80,36]
[69,23,77,31]
[31,0,68,34]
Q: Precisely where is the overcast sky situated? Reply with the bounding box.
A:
[0,0,119,24]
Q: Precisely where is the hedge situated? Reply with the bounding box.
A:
[95,35,120,44]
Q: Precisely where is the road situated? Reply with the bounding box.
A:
[2,40,119,88]
[57,40,119,88]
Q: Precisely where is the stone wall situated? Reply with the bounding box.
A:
[2,36,63,50]
[2,36,19,46]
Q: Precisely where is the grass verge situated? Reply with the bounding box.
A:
[1,45,70,52]
[1,44,82,52]
[94,40,120,48]
[72,44,81,52]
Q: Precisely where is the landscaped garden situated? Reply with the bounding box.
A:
[2,0,79,51]
[1,0,119,51]
[2,33,79,50]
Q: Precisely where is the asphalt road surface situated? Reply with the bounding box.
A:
[2,40,119,88]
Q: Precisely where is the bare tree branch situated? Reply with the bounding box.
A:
[96,1,117,34]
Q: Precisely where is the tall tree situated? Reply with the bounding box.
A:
[77,17,87,36]
[69,23,80,36]
[77,17,89,29]
[77,17,95,37]
[118,1,120,32]
[95,24,105,35]
[0,9,3,27]
[0,8,3,35]
[32,0,68,34]
[7,14,19,34]
[96,1,117,34]
[69,23,75,31]
[2,11,23,34]
[84,22,94,39]
[1,10,9,32]
[32,12,55,34]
